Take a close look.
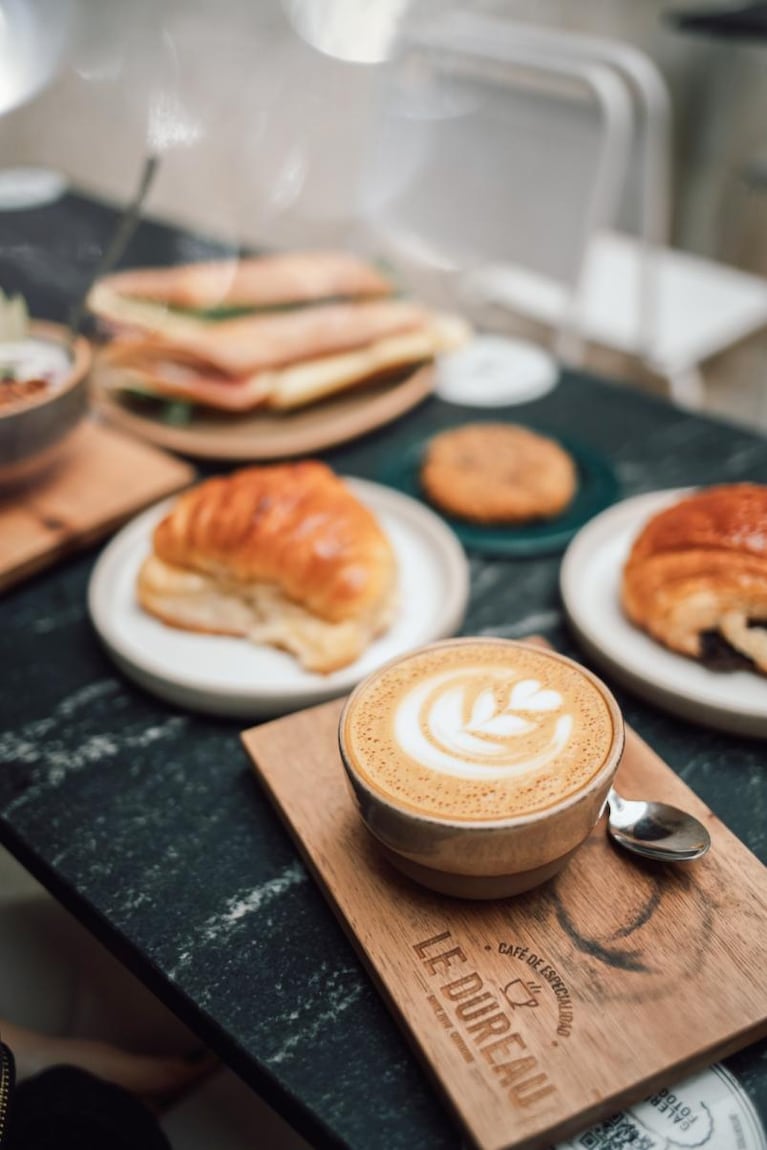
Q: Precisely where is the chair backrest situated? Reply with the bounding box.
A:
[470,17,673,360]
[354,10,634,361]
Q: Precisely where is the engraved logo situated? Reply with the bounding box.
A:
[395,670,573,779]
[502,978,542,1010]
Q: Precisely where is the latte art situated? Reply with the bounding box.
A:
[395,670,573,779]
[342,640,618,822]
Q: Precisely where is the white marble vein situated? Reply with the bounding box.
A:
[180,864,308,961]
[30,603,88,634]
[480,610,562,638]
[269,977,365,1066]
[0,684,188,811]
[56,679,119,717]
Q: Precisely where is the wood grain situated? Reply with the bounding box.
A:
[91,363,435,461]
[0,421,194,592]
[242,667,767,1150]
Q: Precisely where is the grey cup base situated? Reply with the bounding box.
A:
[374,839,582,900]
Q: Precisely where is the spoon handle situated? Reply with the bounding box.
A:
[68,152,160,340]
[607,787,627,813]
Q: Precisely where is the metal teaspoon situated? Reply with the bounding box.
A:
[606,788,711,862]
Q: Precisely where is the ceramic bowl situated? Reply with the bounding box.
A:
[0,320,91,486]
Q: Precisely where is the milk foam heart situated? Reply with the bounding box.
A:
[342,641,617,822]
[394,670,574,779]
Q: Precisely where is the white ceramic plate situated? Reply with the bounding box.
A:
[561,488,767,737]
[89,478,469,718]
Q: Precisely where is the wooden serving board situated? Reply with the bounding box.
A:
[243,665,767,1150]
[0,421,194,593]
[91,363,435,461]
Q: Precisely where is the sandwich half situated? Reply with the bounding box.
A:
[89,251,470,413]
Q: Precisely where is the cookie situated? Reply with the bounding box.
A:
[420,423,577,524]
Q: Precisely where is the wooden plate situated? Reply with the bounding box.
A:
[90,363,435,461]
[243,646,767,1150]
[0,421,194,593]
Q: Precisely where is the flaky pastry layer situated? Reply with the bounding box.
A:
[137,554,397,673]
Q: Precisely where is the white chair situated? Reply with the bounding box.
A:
[455,14,767,408]
[479,229,767,407]
[353,9,634,405]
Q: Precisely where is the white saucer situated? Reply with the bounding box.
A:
[0,167,67,210]
[435,335,559,407]
[88,478,469,719]
[561,488,767,737]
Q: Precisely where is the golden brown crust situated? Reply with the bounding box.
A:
[626,484,767,565]
[621,484,767,672]
[96,252,393,310]
[420,423,577,524]
[136,551,397,674]
[149,462,396,624]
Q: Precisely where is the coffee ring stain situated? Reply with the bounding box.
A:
[543,840,667,973]
[606,881,663,940]
[554,910,653,975]
[548,889,655,973]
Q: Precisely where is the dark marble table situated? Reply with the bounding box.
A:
[1,192,766,1149]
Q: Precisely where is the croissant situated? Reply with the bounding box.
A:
[621,484,767,673]
[137,462,397,673]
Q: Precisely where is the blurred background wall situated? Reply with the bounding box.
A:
[0,0,765,276]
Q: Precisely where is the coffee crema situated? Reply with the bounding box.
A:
[341,641,617,822]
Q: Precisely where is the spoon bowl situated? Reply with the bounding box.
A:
[606,788,711,862]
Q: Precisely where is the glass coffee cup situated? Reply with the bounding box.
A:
[338,637,624,898]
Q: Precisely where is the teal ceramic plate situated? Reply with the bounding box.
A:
[378,430,619,557]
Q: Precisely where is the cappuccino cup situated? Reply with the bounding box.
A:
[339,638,624,899]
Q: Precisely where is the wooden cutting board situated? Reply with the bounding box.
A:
[242,664,767,1150]
[0,421,194,592]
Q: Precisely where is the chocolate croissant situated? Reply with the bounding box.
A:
[137,461,397,673]
[621,484,767,674]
